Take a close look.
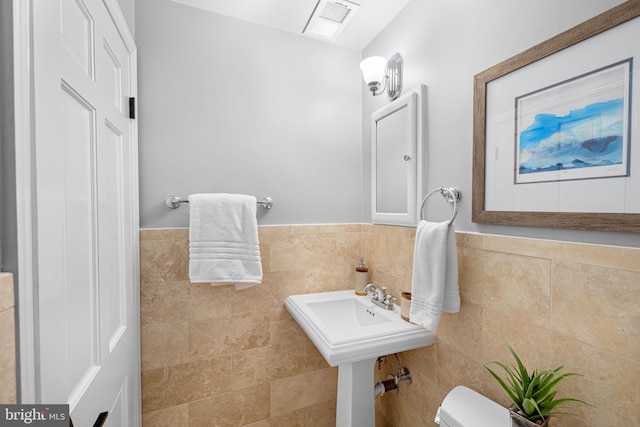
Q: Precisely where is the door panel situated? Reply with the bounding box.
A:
[60,83,99,407]
[99,119,126,353]
[60,0,95,78]
[32,0,139,425]
[102,41,122,111]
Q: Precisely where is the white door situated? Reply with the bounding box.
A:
[31,0,140,425]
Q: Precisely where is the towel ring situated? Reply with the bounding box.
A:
[419,187,461,225]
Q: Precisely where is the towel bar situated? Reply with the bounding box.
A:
[419,187,461,225]
[165,195,274,210]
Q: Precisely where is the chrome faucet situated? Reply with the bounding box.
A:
[362,283,396,310]
[363,283,385,301]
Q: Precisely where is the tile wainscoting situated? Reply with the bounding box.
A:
[140,225,360,426]
[0,273,16,404]
[140,225,640,426]
[364,226,640,427]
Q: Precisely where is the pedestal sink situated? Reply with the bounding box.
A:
[285,290,436,427]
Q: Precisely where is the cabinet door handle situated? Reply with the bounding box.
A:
[403,155,411,161]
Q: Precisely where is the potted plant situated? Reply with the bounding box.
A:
[483,346,591,426]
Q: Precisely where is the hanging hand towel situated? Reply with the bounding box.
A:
[409,220,460,330]
[188,193,263,290]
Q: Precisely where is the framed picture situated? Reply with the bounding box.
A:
[473,0,640,233]
[515,59,631,185]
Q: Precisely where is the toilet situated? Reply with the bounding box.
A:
[435,385,511,427]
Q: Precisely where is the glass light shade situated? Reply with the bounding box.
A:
[359,56,387,84]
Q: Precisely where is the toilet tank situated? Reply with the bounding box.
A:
[437,386,511,427]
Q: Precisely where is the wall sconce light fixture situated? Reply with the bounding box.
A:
[359,53,403,100]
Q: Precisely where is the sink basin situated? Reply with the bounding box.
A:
[307,297,391,328]
[285,289,437,426]
[285,289,436,367]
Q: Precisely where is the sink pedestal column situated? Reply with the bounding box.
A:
[335,357,376,427]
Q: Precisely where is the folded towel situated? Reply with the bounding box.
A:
[188,193,263,290]
[409,220,460,330]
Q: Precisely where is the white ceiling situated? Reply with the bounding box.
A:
[167,0,412,51]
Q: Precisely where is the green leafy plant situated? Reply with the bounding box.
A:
[483,346,591,424]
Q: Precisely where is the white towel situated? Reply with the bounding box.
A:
[188,193,263,290]
[409,220,460,330]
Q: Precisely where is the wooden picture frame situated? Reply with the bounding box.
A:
[473,0,640,233]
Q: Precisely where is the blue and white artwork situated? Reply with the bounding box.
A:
[515,59,631,184]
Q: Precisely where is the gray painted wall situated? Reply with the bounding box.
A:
[117,0,135,37]
[136,0,363,228]
[362,0,638,248]
[137,0,638,247]
[1,0,17,272]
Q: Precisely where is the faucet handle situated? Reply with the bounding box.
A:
[383,294,396,309]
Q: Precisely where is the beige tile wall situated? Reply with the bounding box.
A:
[0,273,16,404]
[140,225,640,426]
[139,225,360,426]
[363,225,640,427]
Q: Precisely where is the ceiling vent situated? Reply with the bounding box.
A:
[302,0,360,42]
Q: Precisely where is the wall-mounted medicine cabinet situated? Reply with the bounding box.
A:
[371,84,426,226]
